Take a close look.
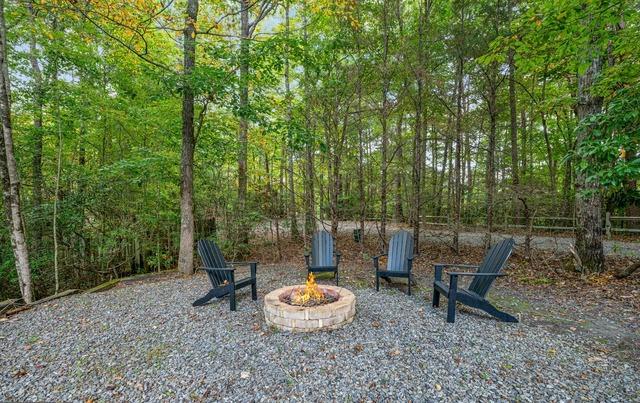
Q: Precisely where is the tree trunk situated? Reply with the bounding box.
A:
[508,47,519,216]
[284,1,299,240]
[357,48,366,250]
[237,0,250,246]
[177,0,198,275]
[394,115,403,222]
[53,91,63,294]
[27,2,44,250]
[302,13,315,238]
[520,108,527,180]
[575,48,605,274]
[453,47,464,254]
[0,0,33,303]
[379,0,390,247]
[484,82,497,249]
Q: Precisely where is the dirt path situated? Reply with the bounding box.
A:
[306,221,640,258]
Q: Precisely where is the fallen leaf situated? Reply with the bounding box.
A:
[372,321,381,328]
[388,349,401,357]
[353,344,364,353]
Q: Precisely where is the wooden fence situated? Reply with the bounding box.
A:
[418,214,640,236]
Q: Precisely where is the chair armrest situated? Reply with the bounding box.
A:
[228,261,257,267]
[448,272,507,277]
[335,252,341,265]
[434,263,480,269]
[373,253,388,271]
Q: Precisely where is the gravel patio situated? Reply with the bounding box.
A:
[1,265,638,401]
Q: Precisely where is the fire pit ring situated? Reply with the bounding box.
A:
[264,285,355,332]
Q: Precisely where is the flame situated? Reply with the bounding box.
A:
[292,273,325,305]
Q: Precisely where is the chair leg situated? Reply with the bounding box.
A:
[192,289,217,307]
[479,301,518,323]
[407,276,411,296]
[251,280,257,301]
[446,294,457,323]
[432,287,440,307]
[335,269,339,286]
[447,275,458,323]
[375,273,380,291]
[229,288,237,311]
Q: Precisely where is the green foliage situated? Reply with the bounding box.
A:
[574,86,640,203]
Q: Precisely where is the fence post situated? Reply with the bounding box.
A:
[605,212,612,239]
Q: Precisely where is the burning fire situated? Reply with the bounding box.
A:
[291,273,325,306]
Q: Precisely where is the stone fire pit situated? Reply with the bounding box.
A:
[264,285,356,332]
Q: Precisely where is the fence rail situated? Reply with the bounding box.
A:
[417,214,640,235]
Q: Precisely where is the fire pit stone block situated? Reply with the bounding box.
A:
[264,285,356,332]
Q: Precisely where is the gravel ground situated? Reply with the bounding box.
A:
[1,265,638,402]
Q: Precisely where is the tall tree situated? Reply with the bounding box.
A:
[178,0,199,274]
[26,2,45,250]
[284,0,300,240]
[574,26,605,274]
[237,0,276,246]
[0,0,33,303]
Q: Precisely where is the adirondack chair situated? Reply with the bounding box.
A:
[374,230,414,295]
[432,238,517,323]
[305,230,341,285]
[192,239,257,311]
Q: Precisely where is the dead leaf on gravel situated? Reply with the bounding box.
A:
[372,320,381,328]
[388,349,401,357]
[353,344,364,353]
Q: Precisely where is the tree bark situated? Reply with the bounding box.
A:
[0,0,33,303]
[177,0,198,274]
[575,47,605,274]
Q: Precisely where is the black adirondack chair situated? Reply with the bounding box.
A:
[192,239,257,311]
[305,230,341,285]
[432,238,517,323]
[374,230,414,295]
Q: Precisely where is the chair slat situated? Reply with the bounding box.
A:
[311,230,334,267]
[197,240,231,286]
[386,230,413,272]
[469,238,515,297]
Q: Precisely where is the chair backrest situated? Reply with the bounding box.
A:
[311,230,334,267]
[197,239,231,288]
[469,238,515,297]
[386,230,414,271]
